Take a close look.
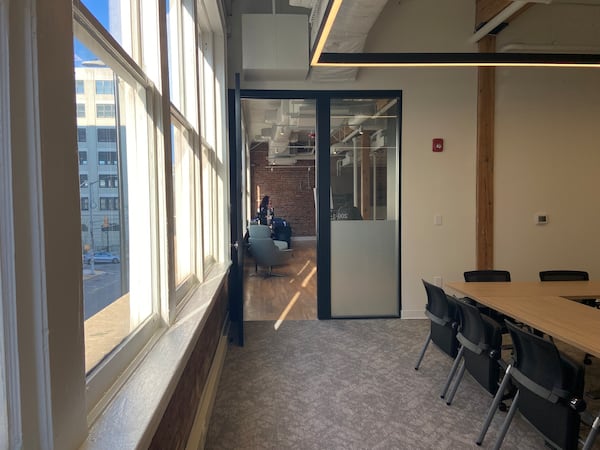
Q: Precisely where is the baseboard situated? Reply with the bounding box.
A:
[185,331,228,450]
[401,309,427,319]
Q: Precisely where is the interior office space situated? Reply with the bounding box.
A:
[3,0,600,448]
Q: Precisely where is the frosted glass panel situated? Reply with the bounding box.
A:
[331,221,398,316]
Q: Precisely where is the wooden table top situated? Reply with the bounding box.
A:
[444,281,600,359]
[446,280,600,300]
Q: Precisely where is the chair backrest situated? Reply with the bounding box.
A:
[248,224,272,239]
[455,299,487,353]
[539,270,589,282]
[464,270,511,282]
[422,280,452,323]
[505,320,565,394]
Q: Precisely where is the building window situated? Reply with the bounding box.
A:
[80,174,88,186]
[81,197,89,211]
[74,32,155,409]
[78,151,88,165]
[98,151,118,165]
[97,128,117,143]
[99,174,119,188]
[77,127,87,142]
[99,197,119,210]
[76,79,84,94]
[95,79,114,95]
[77,103,86,118]
[96,103,115,118]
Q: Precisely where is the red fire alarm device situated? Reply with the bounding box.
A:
[432,138,444,152]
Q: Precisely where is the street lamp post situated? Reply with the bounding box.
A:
[81,180,99,274]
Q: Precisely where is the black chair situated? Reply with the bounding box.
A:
[414,280,459,370]
[540,270,594,365]
[440,298,504,405]
[464,270,511,329]
[477,320,586,450]
[464,270,511,283]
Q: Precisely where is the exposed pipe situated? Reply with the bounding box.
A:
[341,99,398,143]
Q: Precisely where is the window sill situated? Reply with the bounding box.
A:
[80,263,230,450]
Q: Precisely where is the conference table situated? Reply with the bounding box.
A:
[445,281,600,359]
[445,280,600,449]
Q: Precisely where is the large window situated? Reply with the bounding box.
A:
[4,0,228,447]
[74,37,154,406]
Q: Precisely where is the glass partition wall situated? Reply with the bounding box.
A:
[329,97,400,317]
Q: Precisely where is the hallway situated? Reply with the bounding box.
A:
[244,239,317,322]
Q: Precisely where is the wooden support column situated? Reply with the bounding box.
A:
[359,133,372,220]
[476,35,495,269]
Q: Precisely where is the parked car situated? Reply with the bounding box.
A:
[84,251,120,264]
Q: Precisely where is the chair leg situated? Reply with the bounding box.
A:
[414,331,431,370]
[477,364,514,445]
[445,360,466,405]
[492,389,520,450]
[441,346,465,399]
[583,415,600,450]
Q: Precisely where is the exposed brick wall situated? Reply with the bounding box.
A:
[149,280,228,450]
[250,143,316,237]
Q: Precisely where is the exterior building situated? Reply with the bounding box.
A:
[75,64,122,256]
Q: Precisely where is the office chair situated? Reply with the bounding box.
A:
[464,270,512,330]
[477,320,586,450]
[540,270,594,365]
[247,223,288,250]
[440,298,505,406]
[414,280,459,370]
[248,237,293,277]
[464,270,511,283]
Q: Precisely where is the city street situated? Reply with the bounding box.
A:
[83,262,123,320]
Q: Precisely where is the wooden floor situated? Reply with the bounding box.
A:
[243,239,317,321]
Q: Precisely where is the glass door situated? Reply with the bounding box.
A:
[329,97,400,317]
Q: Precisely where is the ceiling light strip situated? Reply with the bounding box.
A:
[315,52,600,67]
[310,0,344,66]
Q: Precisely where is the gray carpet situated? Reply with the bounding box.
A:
[205,319,592,449]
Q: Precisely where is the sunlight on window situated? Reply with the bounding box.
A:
[74,40,152,373]
[172,121,194,285]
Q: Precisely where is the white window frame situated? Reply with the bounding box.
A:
[73,4,164,416]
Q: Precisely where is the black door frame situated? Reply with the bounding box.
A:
[228,89,403,322]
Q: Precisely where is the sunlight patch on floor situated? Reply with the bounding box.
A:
[274,291,301,330]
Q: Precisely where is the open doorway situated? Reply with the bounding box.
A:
[242,97,317,322]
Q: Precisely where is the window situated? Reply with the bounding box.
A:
[98,151,118,165]
[95,80,114,95]
[80,174,88,186]
[77,127,87,142]
[97,128,117,143]
[74,33,155,411]
[76,79,84,94]
[99,197,119,210]
[79,151,88,165]
[96,103,115,118]
[99,174,118,188]
[171,119,196,288]
[77,103,86,117]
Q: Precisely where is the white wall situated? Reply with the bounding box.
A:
[228,0,600,318]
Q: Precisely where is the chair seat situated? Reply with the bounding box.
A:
[273,240,288,250]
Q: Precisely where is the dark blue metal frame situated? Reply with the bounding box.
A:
[232,89,403,320]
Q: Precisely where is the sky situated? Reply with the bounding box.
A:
[74,0,110,66]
